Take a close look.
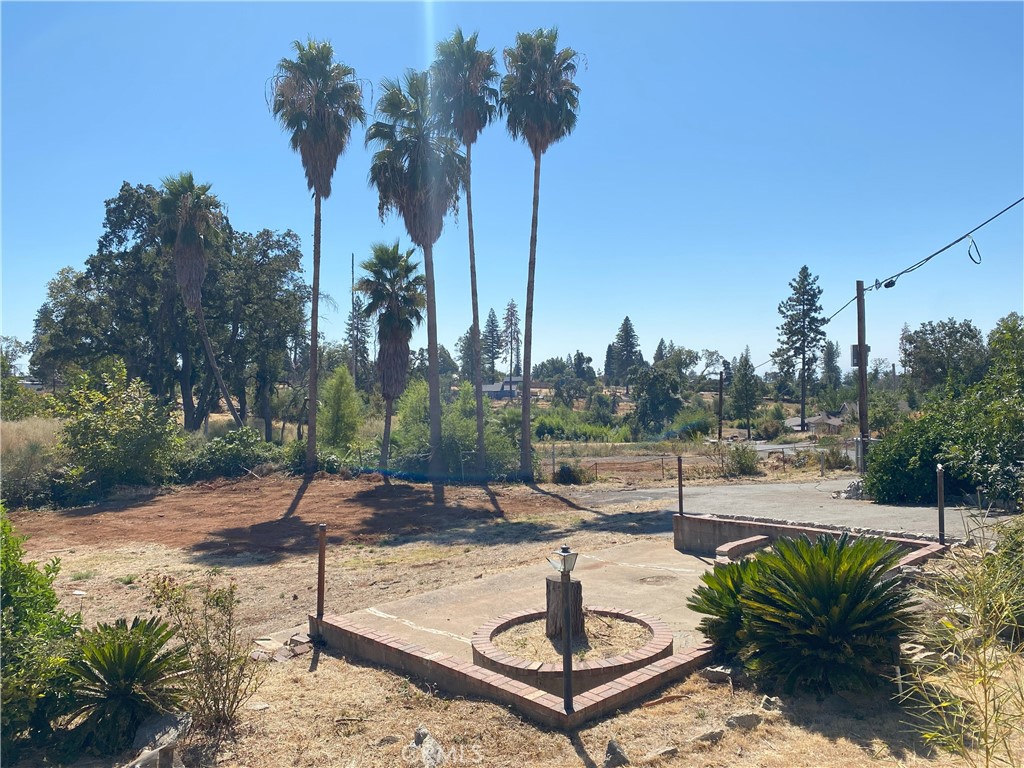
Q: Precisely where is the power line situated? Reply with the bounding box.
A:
[823,196,1024,325]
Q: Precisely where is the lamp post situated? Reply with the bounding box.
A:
[547,544,579,714]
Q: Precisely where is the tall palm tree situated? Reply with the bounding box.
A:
[501,28,581,481]
[271,39,366,476]
[432,28,499,477]
[157,172,242,429]
[366,69,466,481]
[357,241,425,470]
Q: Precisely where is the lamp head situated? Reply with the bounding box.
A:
[547,544,578,573]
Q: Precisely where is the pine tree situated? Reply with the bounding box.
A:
[604,343,616,385]
[613,316,643,389]
[502,300,521,380]
[820,339,842,393]
[345,294,372,391]
[653,338,667,364]
[731,346,758,439]
[483,308,502,382]
[775,265,826,430]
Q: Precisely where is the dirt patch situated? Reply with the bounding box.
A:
[492,612,652,664]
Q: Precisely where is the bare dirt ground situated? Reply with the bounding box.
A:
[9,472,964,768]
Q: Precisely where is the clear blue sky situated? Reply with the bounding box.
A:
[3,1,1022,377]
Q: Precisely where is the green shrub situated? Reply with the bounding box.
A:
[1,376,51,421]
[665,406,714,440]
[319,366,361,451]
[865,409,971,504]
[150,574,265,729]
[181,427,282,481]
[534,407,625,442]
[391,382,519,480]
[821,444,850,470]
[282,439,342,475]
[754,418,785,441]
[1,507,81,752]
[53,362,182,496]
[67,617,187,755]
[727,444,761,476]
[687,558,764,660]
[553,462,593,485]
[740,533,912,693]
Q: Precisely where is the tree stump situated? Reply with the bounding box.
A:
[545,575,584,639]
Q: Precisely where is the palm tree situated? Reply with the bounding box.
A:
[501,28,581,480]
[271,39,366,476]
[366,69,466,481]
[157,172,242,429]
[357,242,425,470]
[432,28,499,476]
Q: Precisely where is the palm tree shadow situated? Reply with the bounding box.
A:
[526,483,594,512]
[481,484,504,515]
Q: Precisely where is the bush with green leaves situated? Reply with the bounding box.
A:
[319,365,361,451]
[53,362,182,496]
[391,381,518,480]
[740,533,913,693]
[665,405,714,441]
[1,506,81,752]
[687,557,764,660]
[283,439,342,475]
[689,532,914,694]
[727,444,761,476]
[149,573,265,729]
[67,616,187,755]
[534,406,627,442]
[0,417,63,508]
[865,407,972,505]
[181,426,283,481]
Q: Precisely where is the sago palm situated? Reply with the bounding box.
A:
[366,69,466,482]
[432,27,499,476]
[501,28,581,480]
[157,172,242,428]
[687,557,764,661]
[68,616,187,755]
[740,533,913,694]
[357,241,425,470]
[271,39,366,476]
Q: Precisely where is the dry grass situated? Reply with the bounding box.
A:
[492,613,651,664]
[0,415,61,455]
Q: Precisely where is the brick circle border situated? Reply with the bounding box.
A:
[471,607,674,694]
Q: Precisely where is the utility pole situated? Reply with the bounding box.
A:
[717,370,724,441]
[856,280,869,473]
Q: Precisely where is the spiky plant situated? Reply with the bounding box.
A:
[687,557,764,660]
[68,616,187,755]
[740,533,913,694]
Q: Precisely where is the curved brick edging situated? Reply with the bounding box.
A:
[471,607,674,696]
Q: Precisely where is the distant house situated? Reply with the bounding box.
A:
[784,413,844,435]
[483,376,522,400]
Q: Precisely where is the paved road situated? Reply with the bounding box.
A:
[571,478,977,540]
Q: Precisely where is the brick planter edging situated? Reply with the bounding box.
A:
[470,607,674,696]
[311,613,713,729]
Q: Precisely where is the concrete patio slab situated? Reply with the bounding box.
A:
[332,539,712,662]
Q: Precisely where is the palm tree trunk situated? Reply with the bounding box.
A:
[381,398,393,470]
[520,152,542,481]
[423,241,444,481]
[306,194,322,477]
[195,305,243,428]
[466,142,486,476]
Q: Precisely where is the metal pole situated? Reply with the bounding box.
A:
[856,280,870,473]
[820,451,825,477]
[677,456,684,516]
[561,570,574,714]
[317,523,327,621]
[937,464,945,545]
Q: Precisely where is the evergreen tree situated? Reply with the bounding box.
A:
[502,300,521,379]
[345,294,372,391]
[820,339,842,394]
[613,316,643,389]
[731,346,759,439]
[483,308,502,382]
[653,338,667,364]
[603,343,616,385]
[774,265,826,430]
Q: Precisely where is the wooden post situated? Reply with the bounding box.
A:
[545,575,583,639]
[717,370,724,441]
[677,456,684,516]
[856,280,870,473]
[316,523,327,621]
